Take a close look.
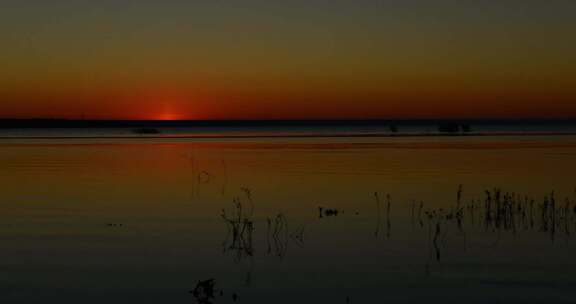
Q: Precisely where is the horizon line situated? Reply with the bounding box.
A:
[1,117,576,122]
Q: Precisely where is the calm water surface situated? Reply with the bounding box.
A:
[1,135,576,303]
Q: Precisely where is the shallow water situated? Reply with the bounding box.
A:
[1,135,576,303]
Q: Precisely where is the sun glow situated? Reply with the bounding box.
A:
[155,104,187,120]
[129,88,203,120]
[157,111,179,120]
[152,98,186,120]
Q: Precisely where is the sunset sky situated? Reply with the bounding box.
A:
[1,1,575,120]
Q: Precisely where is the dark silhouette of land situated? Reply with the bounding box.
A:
[1,118,575,139]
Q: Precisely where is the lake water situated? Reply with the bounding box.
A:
[1,133,576,303]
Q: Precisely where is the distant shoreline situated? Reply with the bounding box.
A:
[2,118,576,140]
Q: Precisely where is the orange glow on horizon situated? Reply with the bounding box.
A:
[156,111,181,121]
[152,102,188,120]
[1,86,576,120]
[128,88,198,120]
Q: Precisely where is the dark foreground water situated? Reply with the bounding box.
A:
[1,134,576,303]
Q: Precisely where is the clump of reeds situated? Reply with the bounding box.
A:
[419,186,576,263]
[221,196,255,262]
